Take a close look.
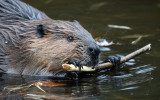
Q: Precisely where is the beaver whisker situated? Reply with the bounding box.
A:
[79,57,91,66]
[80,56,99,68]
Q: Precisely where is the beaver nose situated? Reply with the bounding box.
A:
[87,44,100,59]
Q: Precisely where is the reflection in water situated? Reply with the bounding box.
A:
[0,63,154,99]
[1,0,160,100]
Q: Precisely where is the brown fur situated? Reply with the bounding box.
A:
[0,0,99,76]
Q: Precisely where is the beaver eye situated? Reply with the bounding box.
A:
[67,36,74,42]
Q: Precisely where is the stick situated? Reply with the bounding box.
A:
[95,43,151,71]
[62,44,151,72]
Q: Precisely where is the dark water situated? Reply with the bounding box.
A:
[0,0,160,100]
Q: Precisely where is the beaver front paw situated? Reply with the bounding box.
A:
[68,59,83,70]
[104,55,121,69]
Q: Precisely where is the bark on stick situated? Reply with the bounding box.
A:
[62,44,151,72]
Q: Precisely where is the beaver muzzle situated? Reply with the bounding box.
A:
[68,43,100,70]
[87,43,100,67]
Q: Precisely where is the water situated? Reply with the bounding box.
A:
[0,0,160,99]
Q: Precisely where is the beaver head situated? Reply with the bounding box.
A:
[0,0,100,76]
[19,20,100,75]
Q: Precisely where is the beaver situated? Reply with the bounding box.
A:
[0,0,120,76]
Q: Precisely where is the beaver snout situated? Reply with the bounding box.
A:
[87,43,100,66]
[88,46,100,59]
[67,44,100,68]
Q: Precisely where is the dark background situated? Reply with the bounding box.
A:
[0,0,160,99]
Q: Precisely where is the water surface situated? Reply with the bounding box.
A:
[0,0,160,100]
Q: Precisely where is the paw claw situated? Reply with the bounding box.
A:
[105,55,121,69]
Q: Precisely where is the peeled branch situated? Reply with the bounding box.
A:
[62,64,96,72]
[62,44,151,72]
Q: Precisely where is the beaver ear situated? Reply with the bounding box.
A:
[36,24,45,38]
[73,20,80,24]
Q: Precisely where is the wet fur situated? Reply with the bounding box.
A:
[0,0,98,76]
